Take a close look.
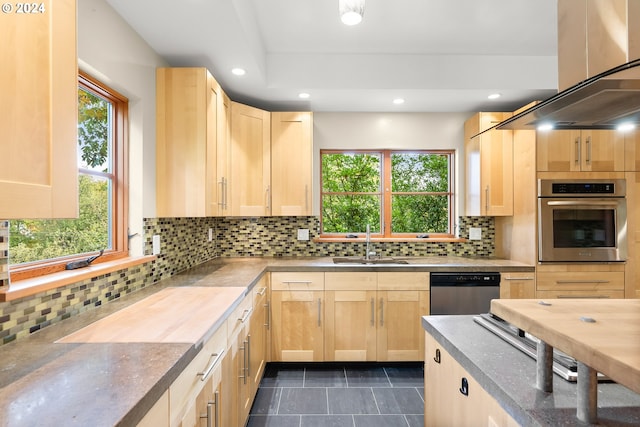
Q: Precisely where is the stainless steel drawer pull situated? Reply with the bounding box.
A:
[370,297,375,326]
[198,349,225,381]
[238,307,253,323]
[317,298,322,326]
[557,295,610,299]
[256,287,267,296]
[281,280,313,284]
[504,277,534,281]
[200,401,213,427]
[555,280,609,284]
[379,298,384,327]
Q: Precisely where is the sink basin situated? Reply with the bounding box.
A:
[332,256,409,265]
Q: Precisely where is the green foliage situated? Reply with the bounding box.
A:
[9,87,110,265]
[322,153,381,233]
[321,152,451,234]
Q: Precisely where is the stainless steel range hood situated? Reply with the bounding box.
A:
[496,59,640,131]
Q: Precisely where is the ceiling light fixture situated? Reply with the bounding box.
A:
[339,0,365,26]
[616,122,636,132]
[488,93,501,100]
[298,92,310,99]
[231,68,246,76]
[537,123,554,132]
[393,98,405,105]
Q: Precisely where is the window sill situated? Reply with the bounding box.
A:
[0,255,156,302]
[313,237,467,243]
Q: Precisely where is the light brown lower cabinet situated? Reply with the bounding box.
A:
[271,272,325,362]
[274,271,429,363]
[536,264,625,299]
[424,333,518,427]
[499,271,536,299]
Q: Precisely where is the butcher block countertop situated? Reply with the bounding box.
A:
[0,256,533,426]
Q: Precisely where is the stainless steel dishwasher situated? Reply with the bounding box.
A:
[430,272,500,315]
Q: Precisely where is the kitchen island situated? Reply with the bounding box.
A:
[0,256,532,426]
[422,313,640,426]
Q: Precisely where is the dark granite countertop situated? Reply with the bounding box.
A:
[421,315,640,426]
[0,256,533,426]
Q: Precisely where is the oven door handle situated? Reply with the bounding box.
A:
[545,201,619,207]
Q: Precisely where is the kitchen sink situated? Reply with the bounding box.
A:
[332,256,409,265]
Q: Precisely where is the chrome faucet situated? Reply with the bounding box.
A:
[365,224,372,260]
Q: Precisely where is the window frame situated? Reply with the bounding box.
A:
[320,149,455,239]
[10,71,129,281]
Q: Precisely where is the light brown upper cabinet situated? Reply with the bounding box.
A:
[624,129,640,171]
[156,67,228,217]
[230,102,271,216]
[0,0,78,219]
[536,130,625,172]
[271,112,313,216]
[464,112,514,216]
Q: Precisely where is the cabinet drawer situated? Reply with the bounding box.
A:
[271,272,324,291]
[227,292,253,339]
[377,272,429,291]
[169,325,226,426]
[325,272,376,290]
[536,271,624,291]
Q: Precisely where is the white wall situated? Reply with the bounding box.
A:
[313,112,471,219]
[78,0,168,255]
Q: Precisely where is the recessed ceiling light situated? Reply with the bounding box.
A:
[537,123,554,131]
[617,122,636,132]
[298,92,310,99]
[488,93,501,100]
[392,98,405,105]
[231,68,246,76]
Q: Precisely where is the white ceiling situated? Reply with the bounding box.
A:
[105,0,560,113]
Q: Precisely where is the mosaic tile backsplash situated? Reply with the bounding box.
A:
[0,215,493,346]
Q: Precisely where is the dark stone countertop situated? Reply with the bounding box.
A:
[421,315,640,426]
[0,256,533,426]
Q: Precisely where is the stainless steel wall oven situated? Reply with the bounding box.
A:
[538,179,627,262]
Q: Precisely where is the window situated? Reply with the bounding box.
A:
[9,72,128,279]
[321,150,454,237]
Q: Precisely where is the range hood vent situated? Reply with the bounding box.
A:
[496,59,640,131]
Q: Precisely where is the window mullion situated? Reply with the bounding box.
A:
[383,150,392,237]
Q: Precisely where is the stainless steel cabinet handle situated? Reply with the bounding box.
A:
[217,179,224,207]
[556,280,609,284]
[557,295,610,299]
[264,300,270,329]
[200,401,213,427]
[547,201,617,207]
[247,334,251,382]
[238,307,253,323]
[379,298,384,327]
[370,298,375,326]
[585,135,591,164]
[213,391,219,427]
[485,186,489,213]
[504,277,534,281]
[198,349,225,381]
[317,298,322,327]
[575,136,580,165]
[256,287,267,296]
[281,280,312,284]
[239,340,247,383]
[265,185,270,210]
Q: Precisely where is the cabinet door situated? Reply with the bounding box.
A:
[624,129,640,171]
[499,271,536,299]
[215,91,231,215]
[271,112,313,215]
[537,130,624,172]
[582,130,624,172]
[464,112,513,216]
[377,290,429,361]
[271,290,324,361]
[156,67,218,217]
[324,290,377,361]
[230,102,271,216]
[480,121,513,216]
[249,280,269,396]
[537,130,581,172]
[0,0,78,219]
[236,327,252,427]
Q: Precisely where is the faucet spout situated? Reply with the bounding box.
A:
[365,224,371,260]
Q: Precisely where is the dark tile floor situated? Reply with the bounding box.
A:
[247,362,424,427]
